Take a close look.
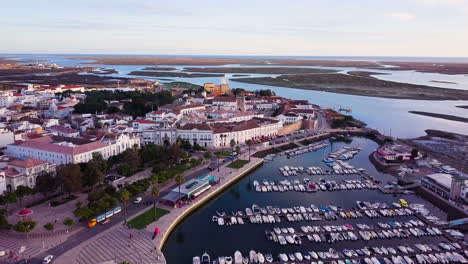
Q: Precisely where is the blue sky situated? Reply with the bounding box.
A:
[2,0,467,56]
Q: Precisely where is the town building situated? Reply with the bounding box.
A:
[1,158,56,192]
[6,136,111,164]
[374,144,416,164]
[421,173,468,202]
[0,170,6,194]
[203,82,230,96]
[160,174,218,207]
[177,123,214,147]
[48,125,80,137]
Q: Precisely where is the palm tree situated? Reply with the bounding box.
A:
[215,152,222,172]
[119,189,130,224]
[246,139,253,161]
[230,139,236,150]
[175,175,186,196]
[150,174,158,187]
[151,187,160,217]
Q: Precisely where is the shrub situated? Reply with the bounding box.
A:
[0,209,12,230]
[13,220,36,233]
[44,222,54,231]
[63,217,74,226]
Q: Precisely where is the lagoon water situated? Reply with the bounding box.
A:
[3,54,465,262]
[161,137,449,263]
[3,54,467,138]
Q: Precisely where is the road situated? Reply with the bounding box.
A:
[27,164,213,264]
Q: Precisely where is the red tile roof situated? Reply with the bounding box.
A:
[133,119,156,124]
[12,136,108,155]
[49,125,78,134]
[2,167,21,177]
[8,158,47,168]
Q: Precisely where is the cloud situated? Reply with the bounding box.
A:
[384,12,416,21]
[414,0,467,5]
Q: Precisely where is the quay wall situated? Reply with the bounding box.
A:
[415,186,468,219]
[158,158,264,250]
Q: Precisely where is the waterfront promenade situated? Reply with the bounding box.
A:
[150,156,264,251]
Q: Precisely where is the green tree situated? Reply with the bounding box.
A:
[3,192,17,213]
[151,187,160,217]
[84,160,105,188]
[14,220,36,236]
[57,164,82,194]
[35,172,56,198]
[15,186,34,207]
[203,151,212,160]
[215,152,222,172]
[246,139,253,161]
[0,209,12,230]
[235,146,241,156]
[63,217,74,227]
[119,189,131,223]
[44,222,54,231]
[230,139,236,150]
[175,175,185,195]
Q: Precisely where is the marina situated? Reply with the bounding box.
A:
[162,137,465,264]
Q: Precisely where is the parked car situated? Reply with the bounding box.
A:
[133,197,143,204]
[42,255,54,264]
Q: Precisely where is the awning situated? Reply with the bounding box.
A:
[192,185,212,198]
[161,191,186,203]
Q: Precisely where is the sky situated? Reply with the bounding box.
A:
[1,0,468,57]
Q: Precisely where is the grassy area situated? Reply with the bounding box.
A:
[227,160,250,169]
[214,150,231,157]
[128,208,169,229]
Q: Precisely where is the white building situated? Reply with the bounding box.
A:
[212,97,238,111]
[177,123,214,147]
[6,136,111,165]
[145,111,166,121]
[44,103,74,119]
[0,170,6,194]
[1,158,56,192]
[132,119,157,132]
[0,93,15,107]
[48,125,80,137]
[142,128,177,146]
[100,133,141,156]
[212,117,282,147]
[277,113,303,124]
[0,127,14,147]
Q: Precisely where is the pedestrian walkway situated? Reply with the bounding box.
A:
[149,157,264,251]
[65,226,164,264]
[0,237,41,263]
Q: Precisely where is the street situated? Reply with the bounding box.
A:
[26,164,212,264]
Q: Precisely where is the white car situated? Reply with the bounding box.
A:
[133,197,142,204]
[43,255,54,263]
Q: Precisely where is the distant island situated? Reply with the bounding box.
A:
[232,73,468,100]
[409,111,468,123]
[71,56,468,74]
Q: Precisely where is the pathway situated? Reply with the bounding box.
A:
[149,156,264,251]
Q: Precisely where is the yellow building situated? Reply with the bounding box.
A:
[203,83,230,96]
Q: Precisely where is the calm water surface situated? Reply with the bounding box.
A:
[3,54,468,138]
[162,137,450,264]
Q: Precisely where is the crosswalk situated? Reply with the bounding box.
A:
[0,237,41,261]
[77,226,164,264]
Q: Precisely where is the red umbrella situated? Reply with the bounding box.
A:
[154,227,159,234]
[16,208,33,217]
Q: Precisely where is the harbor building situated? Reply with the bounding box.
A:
[160,174,218,207]
[421,173,468,202]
